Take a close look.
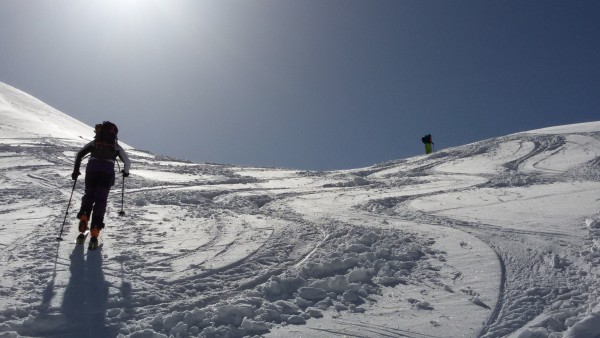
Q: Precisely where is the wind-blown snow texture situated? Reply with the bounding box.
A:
[1,81,600,338]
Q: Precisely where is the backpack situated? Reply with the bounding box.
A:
[91,121,119,160]
[421,134,432,144]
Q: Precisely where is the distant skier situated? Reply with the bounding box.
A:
[71,121,130,250]
[422,134,434,154]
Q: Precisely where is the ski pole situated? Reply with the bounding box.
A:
[117,159,126,216]
[57,178,78,241]
[119,175,126,216]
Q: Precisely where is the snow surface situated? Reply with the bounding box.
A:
[1,81,600,338]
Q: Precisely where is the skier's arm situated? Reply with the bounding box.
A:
[116,144,131,176]
[73,141,94,175]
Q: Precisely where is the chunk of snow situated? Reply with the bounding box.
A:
[297,287,328,302]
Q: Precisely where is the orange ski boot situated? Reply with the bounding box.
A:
[76,214,89,244]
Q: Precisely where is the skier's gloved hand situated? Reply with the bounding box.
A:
[71,171,80,180]
[121,170,129,178]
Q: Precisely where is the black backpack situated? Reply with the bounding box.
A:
[92,121,119,160]
[421,134,432,144]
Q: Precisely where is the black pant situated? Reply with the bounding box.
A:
[78,168,114,228]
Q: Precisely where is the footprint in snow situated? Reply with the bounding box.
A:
[470,296,492,310]
[407,298,434,310]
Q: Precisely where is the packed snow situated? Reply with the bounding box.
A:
[1,81,600,338]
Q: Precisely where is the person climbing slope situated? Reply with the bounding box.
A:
[71,121,130,250]
[422,134,434,154]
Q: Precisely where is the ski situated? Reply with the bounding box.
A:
[88,237,99,250]
[76,230,89,244]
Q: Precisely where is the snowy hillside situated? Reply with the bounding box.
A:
[1,81,600,338]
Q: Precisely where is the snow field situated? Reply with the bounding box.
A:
[1,82,600,338]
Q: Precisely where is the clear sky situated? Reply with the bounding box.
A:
[1,0,599,170]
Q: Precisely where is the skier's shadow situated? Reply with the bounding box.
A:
[60,245,117,338]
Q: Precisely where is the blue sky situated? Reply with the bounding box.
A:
[1,0,599,170]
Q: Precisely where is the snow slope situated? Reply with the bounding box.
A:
[1,81,600,338]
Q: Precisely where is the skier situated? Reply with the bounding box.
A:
[422,134,434,154]
[71,121,130,249]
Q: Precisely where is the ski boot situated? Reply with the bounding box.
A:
[76,214,89,245]
[89,227,100,250]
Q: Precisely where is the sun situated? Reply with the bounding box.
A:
[112,0,146,12]
[87,0,164,21]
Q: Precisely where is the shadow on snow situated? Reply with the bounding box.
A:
[22,244,120,337]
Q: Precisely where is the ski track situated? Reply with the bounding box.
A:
[2,109,600,337]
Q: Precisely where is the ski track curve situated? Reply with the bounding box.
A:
[381,133,600,337]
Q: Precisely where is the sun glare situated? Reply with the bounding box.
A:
[113,0,146,12]
[87,0,164,21]
[101,0,150,18]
